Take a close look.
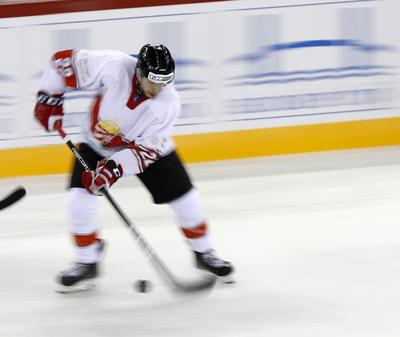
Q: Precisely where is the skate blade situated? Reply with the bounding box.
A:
[56,280,97,294]
[219,274,236,284]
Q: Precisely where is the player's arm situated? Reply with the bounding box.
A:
[35,49,103,132]
[82,135,170,195]
[34,49,80,132]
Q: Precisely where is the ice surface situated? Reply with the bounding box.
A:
[1,146,400,337]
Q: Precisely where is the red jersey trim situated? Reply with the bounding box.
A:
[126,71,148,110]
[90,95,102,133]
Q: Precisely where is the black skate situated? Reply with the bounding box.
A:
[194,250,234,283]
[56,239,105,293]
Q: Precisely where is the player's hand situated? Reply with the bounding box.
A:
[34,91,64,132]
[81,159,123,195]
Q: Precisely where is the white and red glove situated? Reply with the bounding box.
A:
[34,91,64,131]
[81,159,123,195]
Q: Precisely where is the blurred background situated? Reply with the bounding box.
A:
[0,0,399,176]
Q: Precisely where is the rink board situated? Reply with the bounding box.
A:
[1,117,399,178]
[0,0,400,178]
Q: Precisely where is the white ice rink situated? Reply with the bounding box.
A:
[1,146,400,337]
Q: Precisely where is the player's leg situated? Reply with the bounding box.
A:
[169,188,233,277]
[57,143,105,289]
[137,150,234,278]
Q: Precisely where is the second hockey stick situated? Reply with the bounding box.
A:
[55,123,217,293]
[0,187,26,211]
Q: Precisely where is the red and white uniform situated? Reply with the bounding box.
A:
[38,49,180,175]
[39,49,211,264]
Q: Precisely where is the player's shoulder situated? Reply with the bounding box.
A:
[52,48,132,60]
[51,48,136,69]
[80,49,135,66]
[84,50,136,81]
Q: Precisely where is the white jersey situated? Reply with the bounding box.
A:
[38,49,181,176]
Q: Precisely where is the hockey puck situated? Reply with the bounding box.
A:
[134,279,152,293]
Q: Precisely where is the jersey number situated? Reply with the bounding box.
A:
[52,49,78,88]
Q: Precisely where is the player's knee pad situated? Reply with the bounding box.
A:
[66,188,100,234]
[169,188,206,228]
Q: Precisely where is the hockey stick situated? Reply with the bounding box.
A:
[55,123,217,293]
[0,187,26,211]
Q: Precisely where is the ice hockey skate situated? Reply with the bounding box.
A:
[56,240,105,293]
[194,250,235,284]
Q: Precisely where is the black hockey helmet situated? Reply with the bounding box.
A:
[137,44,175,84]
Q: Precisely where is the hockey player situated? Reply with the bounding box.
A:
[33,44,234,288]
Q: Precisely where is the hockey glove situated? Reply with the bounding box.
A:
[34,91,64,131]
[81,159,123,195]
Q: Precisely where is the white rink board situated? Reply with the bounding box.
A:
[0,0,399,149]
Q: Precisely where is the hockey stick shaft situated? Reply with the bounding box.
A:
[0,187,26,211]
[55,124,216,292]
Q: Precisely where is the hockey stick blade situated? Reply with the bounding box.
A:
[0,187,26,211]
[106,192,218,294]
[171,274,217,293]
